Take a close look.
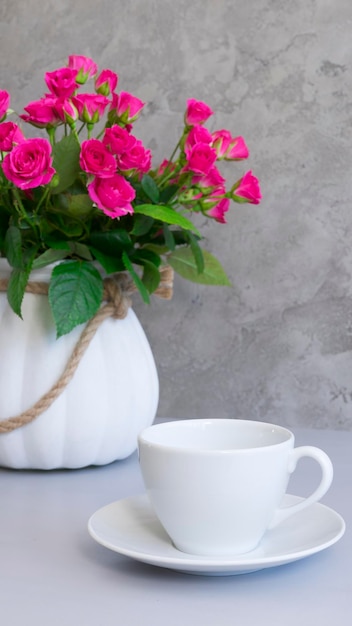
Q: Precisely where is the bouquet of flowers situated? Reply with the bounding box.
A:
[0,54,261,337]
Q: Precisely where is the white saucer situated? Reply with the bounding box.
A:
[88,494,345,576]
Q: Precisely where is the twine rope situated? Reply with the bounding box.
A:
[0,266,173,434]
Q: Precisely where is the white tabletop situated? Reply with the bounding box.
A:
[0,422,351,626]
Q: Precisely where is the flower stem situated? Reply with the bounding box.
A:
[47,127,56,146]
[77,123,86,136]
[12,187,28,219]
[34,186,50,214]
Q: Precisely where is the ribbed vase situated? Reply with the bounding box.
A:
[0,259,159,469]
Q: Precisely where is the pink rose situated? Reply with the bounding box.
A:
[192,165,225,191]
[20,96,62,128]
[212,131,249,160]
[156,159,177,177]
[54,98,79,125]
[117,139,152,175]
[178,187,203,205]
[72,93,110,123]
[2,137,55,189]
[211,130,232,158]
[185,142,217,175]
[155,159,180,185]
[87,174,136,218]
[206,196,230,223]
[67,55,98,84]
[185,99,214,126]
[232,170,261,204]
[115,91,145,124]
[95,69,118,96]
[107,93,132,128]
[45,67,78,98]
[156,159,171,177]
[103,125,136,156]
[109,92,118,111]
[79,139,117,177]
[185,125,213,152]
[0,90,10,122]
[225,136,249,160]
[0,122,25,152]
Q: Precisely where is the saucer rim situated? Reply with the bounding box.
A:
[88,493,345,575]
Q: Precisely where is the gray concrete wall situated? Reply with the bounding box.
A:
[1,0,352,429]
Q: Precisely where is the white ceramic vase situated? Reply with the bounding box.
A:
[0,260,159,469]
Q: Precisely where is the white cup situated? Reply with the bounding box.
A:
[138,419,333,556]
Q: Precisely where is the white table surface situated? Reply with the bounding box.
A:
[0,421,351,626]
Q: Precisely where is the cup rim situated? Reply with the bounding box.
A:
[138,418,293,454]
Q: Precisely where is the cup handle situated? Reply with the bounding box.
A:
[269,446,334,529]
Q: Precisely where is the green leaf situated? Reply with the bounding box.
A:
[4,226,23,268]
[48,260,104,337]
[6,266,31,318]
[134,204,200,236]
[67,242,93,260]
[141,175,160,203]
[32,248,70,270]
[45,213,84,237]
[130,214,154,236]
[187,232,205,274]
[41,238,70,251]
[89,229,132,255]
[67,193,94,217]
[89,247,125,274]
[51,134,81,194]
[122,251,150,304]
[168,247,232,286]
[141,260,161,294]
[163,224,175,251]
[58,221,84,237]
[131,248,161,268]
[142,243,169,255]
[159,184,179,204]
